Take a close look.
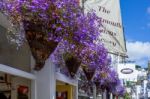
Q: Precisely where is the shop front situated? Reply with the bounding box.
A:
[0,72,31,99]
[0,64,35,99]
[56,81,76,99]
[55,65,78,99]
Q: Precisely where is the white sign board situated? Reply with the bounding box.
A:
[117,63,138,82]
[84,0,126,55]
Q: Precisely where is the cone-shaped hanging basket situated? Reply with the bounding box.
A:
[82,66,95,81]
[95,81,103,94]
[100,85,106,92]
[94,81,100,87]
[64,53,81,78]
[24,21,58,70]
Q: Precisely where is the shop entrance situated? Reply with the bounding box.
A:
[56,80,76,99]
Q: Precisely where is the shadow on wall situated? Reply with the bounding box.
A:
[0,25,31,72]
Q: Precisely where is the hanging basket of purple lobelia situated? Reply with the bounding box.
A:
[82,65,96,81]
[0,0,84,70]
[0,0,102,71]
[80,44,108,81]
[23,20,58,70]
[63,52,81,78]
[94,81,100,87]
[0,0,63,70]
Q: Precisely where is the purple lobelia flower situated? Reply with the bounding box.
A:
[93,65,124,93]
[0,0,101,47]
[0,0,103,70]
[112,84,126,96]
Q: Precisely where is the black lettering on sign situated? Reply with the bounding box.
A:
[102,18,122,28]
[101,29,117,37]
[99,6,110,14]
[99,38,117,47]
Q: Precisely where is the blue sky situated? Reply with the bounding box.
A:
[120,0,150,68]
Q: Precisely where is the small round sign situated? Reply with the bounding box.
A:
[121,68,133,74]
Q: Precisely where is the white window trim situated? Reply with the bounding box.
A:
[56,72,78,86]
[0,64,36,80]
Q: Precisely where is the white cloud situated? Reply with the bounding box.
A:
[147,7,150,14]
[126,41,150,67]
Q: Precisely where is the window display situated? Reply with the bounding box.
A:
[56,91,67,99]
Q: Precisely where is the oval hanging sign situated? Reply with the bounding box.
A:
[121,68,133,74]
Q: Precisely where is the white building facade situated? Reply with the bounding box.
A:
[0,0,127,99]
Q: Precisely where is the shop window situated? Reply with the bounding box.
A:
[0,72,31,99]
[0,72,11,99]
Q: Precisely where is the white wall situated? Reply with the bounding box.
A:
[0,25,31,72]
[33,59,56,99]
